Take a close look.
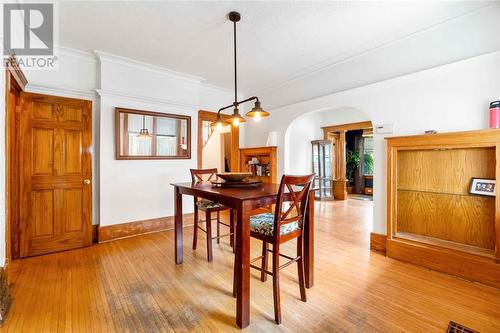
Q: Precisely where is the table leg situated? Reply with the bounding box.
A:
[235,202,250,328]
[304,191,315,288]
[174,187,183,264]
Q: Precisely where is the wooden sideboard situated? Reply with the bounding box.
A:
[386,129,500,288]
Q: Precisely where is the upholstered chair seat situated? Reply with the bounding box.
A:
[250,213,300,237]
[196,199,224,210]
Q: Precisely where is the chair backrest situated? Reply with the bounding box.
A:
[273,174,315,239]
[190,168,218,183]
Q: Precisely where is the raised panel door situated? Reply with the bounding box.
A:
[19,92,92,257]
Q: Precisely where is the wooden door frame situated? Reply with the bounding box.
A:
[197,110,239,171]
[5,56,28,266]
[322,121,373,200]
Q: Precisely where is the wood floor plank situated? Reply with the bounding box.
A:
[2,199,500,332]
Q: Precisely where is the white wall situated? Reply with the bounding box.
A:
[285,108,369,174]
[202,127,230,171]
[97,53,234,226]
[245,51,500,234]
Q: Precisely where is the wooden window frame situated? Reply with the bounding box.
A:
[115,107,191,160]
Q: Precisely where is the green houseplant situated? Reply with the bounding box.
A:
[364,153,374,175]
[346,150,360,193]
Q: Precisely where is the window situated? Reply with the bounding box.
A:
[201,120,213,147]
[115,108,191,160]
[363,137,374,175]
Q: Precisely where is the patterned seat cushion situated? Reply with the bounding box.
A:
[196,199,224,210]
[250,213,300,237]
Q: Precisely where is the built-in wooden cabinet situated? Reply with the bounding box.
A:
[311,140,333,200]
[386,129,500,288]
[239,146,277,183]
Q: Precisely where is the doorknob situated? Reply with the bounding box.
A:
[83,179,91,185]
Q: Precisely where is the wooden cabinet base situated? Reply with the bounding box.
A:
[387,238,500,289]
[333,180,347,200]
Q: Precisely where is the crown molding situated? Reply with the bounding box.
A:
[199,81,237,95]
[94,50,205,85]
[96,89,199,110]
[25,83,98,100]
[58,46,97,63]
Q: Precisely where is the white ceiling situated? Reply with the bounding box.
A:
[60,1,494,99]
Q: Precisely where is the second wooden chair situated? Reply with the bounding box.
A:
[233,174,314,324]
[190,168,235,262]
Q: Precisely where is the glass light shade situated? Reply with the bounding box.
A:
[246,101,270,121]
[137,128,152,139]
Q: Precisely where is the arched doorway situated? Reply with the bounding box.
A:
[284,107,373,201]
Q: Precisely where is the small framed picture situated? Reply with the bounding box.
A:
[469,178,496,196]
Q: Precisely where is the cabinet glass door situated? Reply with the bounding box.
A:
[312,140,333,199]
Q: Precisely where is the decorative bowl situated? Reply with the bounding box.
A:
[216,172,253,182]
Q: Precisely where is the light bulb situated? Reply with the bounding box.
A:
[216,123,223,130]
[253,113,261,122]
[233,118,240,127]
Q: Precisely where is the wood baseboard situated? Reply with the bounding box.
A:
[387,238,500,289]
[92,225,98,244]
[370,232,387,253]
[98,214,194,243]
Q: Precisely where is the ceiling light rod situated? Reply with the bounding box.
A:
[212,11,270,128]
[215,95,260,117]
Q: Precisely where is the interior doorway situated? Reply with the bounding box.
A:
[197,110,239,171]
[345,129,374,200]
[322,121,373,201]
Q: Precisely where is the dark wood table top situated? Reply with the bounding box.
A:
[171,182,282,200]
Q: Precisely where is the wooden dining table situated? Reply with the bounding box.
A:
[171,181,315,329]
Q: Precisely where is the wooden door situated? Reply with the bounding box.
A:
[19,93,92,257]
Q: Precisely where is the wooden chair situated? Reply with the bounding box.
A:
[190,168,235,262]
[234,174,314,324]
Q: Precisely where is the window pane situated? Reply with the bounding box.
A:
[128,134,152,155]
[363,137,374,175]
[157,118,177,136]
[202,120,212,146]
[157,136,177,156]
[128,114,152,133]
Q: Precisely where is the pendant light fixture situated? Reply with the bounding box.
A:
[212,11,269,128]
[137,115,152,139]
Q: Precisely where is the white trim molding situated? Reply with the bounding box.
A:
[94,50,205,85]
[25,83,98,100]
[58,46,97,63]
[96,89,200,111]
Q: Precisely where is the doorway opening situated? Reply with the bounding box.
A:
[322,121,373,201]
[197,110,239,172]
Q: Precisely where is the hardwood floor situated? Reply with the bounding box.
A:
[3,199,500,332]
